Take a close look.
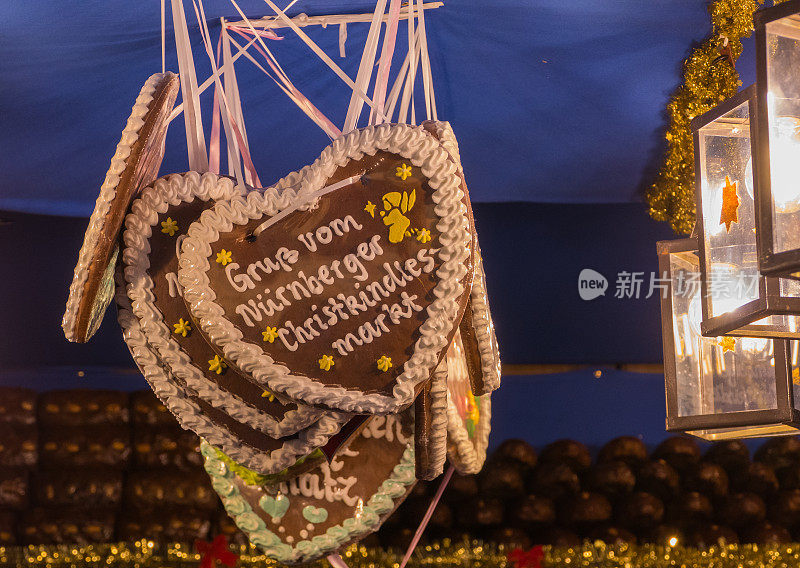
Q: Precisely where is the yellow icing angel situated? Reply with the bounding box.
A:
[381,190,416,243]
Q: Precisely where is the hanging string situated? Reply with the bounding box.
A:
[161,0,166,73]
[338,22,347,57]
[398,1,417,125]
[343,0,387,133]
[399,465,455,568]
[208,34,223,175]
[221,26,257,185]
[326,553,350,568]
[372,0,402,125]
[171,0,209,172]
[415,0,436,121]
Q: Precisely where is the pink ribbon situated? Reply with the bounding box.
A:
[327,553,350,568]
[208,34,223,175]
[400,464,455,568]
[372,0,402,124]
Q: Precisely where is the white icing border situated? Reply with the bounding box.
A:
[115,275,348,474]
[178,123,472,414]
[123,172,324,437]
[418,358,449,480]
[430,121,501,393]
[63,73,177,342]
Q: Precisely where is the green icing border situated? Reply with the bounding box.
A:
[201,440,415,564]
[213,447,324,487]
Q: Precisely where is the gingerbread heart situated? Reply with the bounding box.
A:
[63,72,179,343]
[445,330,491,475]
[202,412,416,564]
[423,120,501,395]
[179,124,474,414]
[121,171,324,438]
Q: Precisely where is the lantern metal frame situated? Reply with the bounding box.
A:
[754,0,800,278]
[658,237,800,440]
[692,85,800,339]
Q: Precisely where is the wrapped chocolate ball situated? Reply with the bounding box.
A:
[0,424,37,467]
[719,492,766,528]
[539,439,591,472]
[733,462,779,497]
[444,473,479,503]
[478,459,526,499]
[636,459,679,501]
[597,436,647,468]
[124,470,217,512]
[669,491,713,524]
[0,387,36,424]
[617,492,665,531]
[531,526,580,547]
[684,462,729,498]
[379,526,415,550]
[39,425,129,468]
[510,494,556,529]
[560,492,612,530]
[213,511,249,547]
[0,511,16,545]
[640,524,684,546]
[688,524,738,548]
[38,390,129,427]
[705,440,750,474]
[402,499,454,534]
[528,462,581,501]
[20,508,115,544]
[34,468,122,509]
[132,425,202,470]
[587,525,636,545]
[755,437,800,471]
[117,507,211,543]
[742,521,791,544]
[585,461,636,500]
[652,436,701,473]
[131,391,176,427]
[775,463,800,490]
[769,489,800,528]
[491,439,537,472]
[490,527,533,549]
[0,468,28,510]
[455,496,505,530]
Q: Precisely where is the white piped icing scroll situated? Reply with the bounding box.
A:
[178,123,472,414]
[63,73,178,342]
[427,120,501,393]
[114,273,348,475]
[122,171,324,437]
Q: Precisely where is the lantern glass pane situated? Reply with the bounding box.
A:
[698,98,800,332]
[765,18,800,255]
[688,423,800,441]
[669,250,778,417]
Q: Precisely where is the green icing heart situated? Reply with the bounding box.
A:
[302,505,328,524]
[260,494,290,519]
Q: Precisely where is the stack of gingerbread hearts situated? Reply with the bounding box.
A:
[62,74,501,564]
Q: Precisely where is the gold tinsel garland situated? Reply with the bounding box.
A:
[8,540,800,568]
[646,0,784,234]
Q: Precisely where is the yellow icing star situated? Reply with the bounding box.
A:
[396,163,412,181]
[216,249,233,266]
[717,336,736,353]
[172,318,191,337]
[262,326,279,343]
[377,355,392,372]
[161,217,179,236]
[793,367,800,386]
[319,354,335,371]
[364,201,376,218]
[416,228,432,243]
[208,355,227,375]
[261,390,276,402]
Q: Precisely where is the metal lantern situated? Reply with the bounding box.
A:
[755,0,800,278]
[658,237,800,440]
[693,85,800,338]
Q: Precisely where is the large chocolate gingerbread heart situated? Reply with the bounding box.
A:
[179,124,474,414]
[202,412,416,564]
[122,171,324,437]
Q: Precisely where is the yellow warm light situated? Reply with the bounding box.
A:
[668,537,678,547]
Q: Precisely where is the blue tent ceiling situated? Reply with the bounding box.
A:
[0,0,753,216]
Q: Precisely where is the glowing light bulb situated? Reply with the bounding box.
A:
[740,337,770,355]
[768,115,800,213]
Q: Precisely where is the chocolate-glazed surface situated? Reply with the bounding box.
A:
[203,151,473,397]
[148,198,297,422]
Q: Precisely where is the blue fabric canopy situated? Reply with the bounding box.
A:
[0,0,737,216]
